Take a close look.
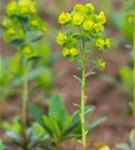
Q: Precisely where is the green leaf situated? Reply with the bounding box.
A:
[73,75,82,84]
[49,95,69,124]
[0,140,4,150]
[87,117,106,131]
[85,71,96,78]
[10,39,24,47]
[28,104,52,135]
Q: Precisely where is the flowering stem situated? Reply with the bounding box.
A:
[80,41,87,150]
[133,12,135,121]
[22,59,29,125]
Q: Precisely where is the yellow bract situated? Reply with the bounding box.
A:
[62,48,79,57]
[96,38,105,49]
[21,44,33,55]
[7,28,16,36]
[30,2,37,13]
[2,17,11,27]
[72,13,84,26]
[97,58,106,71]
[85,3,95,12]
[74,4,85,12]
[18,0,30,14]
[7,1,17,15]
[105,39,111,48]
[56,32,67,45]
[31,19,39,27]
[58,12,72,24]
[62,48,70,57]
[97,11,107,24]
[70,48,79,56]
[83,20,94,30]
[94,23,104,32]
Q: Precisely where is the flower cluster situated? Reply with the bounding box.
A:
[2,0,47,56]
[56,3,111,69]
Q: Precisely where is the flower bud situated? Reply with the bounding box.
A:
[72,13,84,26]
[83,20,94,30]
[6,1,17,16]
[56,32,67,45]
[58,12,72,24]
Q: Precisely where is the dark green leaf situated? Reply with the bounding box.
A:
[28,103,53,135]
[49,95,69,124]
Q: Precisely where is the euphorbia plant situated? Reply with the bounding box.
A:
[1,0,47,149]
[57,3,110,150]
[2,0,47,124]
[29,94,104,150]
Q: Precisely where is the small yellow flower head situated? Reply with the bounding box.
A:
[17,29,25,39]
[58,12,72,24]
[96,38,105,49]
[72,13,84,26]
[6,0,17,16]
[105,39,111,48]
[30,2,37,13]
[7,28,16,36]
[85,3,95,12]
[62,48,70,57]
[21,44,33,56]
[56,31,67,45]
[97,58,106,71]
[2,17,11,27]
[74,4,85,12]
[31,19,39,28]
[94,23,104,32]
[83,20,94,30]
[126,14,134,23]
[18,0,30,15]
[70,48,79,57]
[41,25,47,33]
[97,11,107,24]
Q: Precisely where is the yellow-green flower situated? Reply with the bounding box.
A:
[105,39,111,48]
[85,3,95,12]
[74,4,85,12]
[83,20,94,30]
[126,14,134,23]
[70,48,79,56]
[30,2,37,13]
[93,23,104,32]
[96,38,105,49]
[2,17,11,27]
[21,44,33,56]
[62,48,70,57]
[31,19,40,28]
[17,29,25,39]
[7,28,16,36]
[41,25,47,33]
[6,0,17,15]
[72,13,84,26]
[58,12,72,24]
[18,0,30,15]
[56,32,67,45]
[97,11,107,24]
[97,58,106,71]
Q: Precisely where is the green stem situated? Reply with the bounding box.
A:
[22,59,29,125]
[133,12,135,121]
[81,41,87,150]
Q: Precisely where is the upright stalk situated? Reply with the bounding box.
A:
[80,41,87,150]
[133,12,135,120]
[22,59,29,125]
